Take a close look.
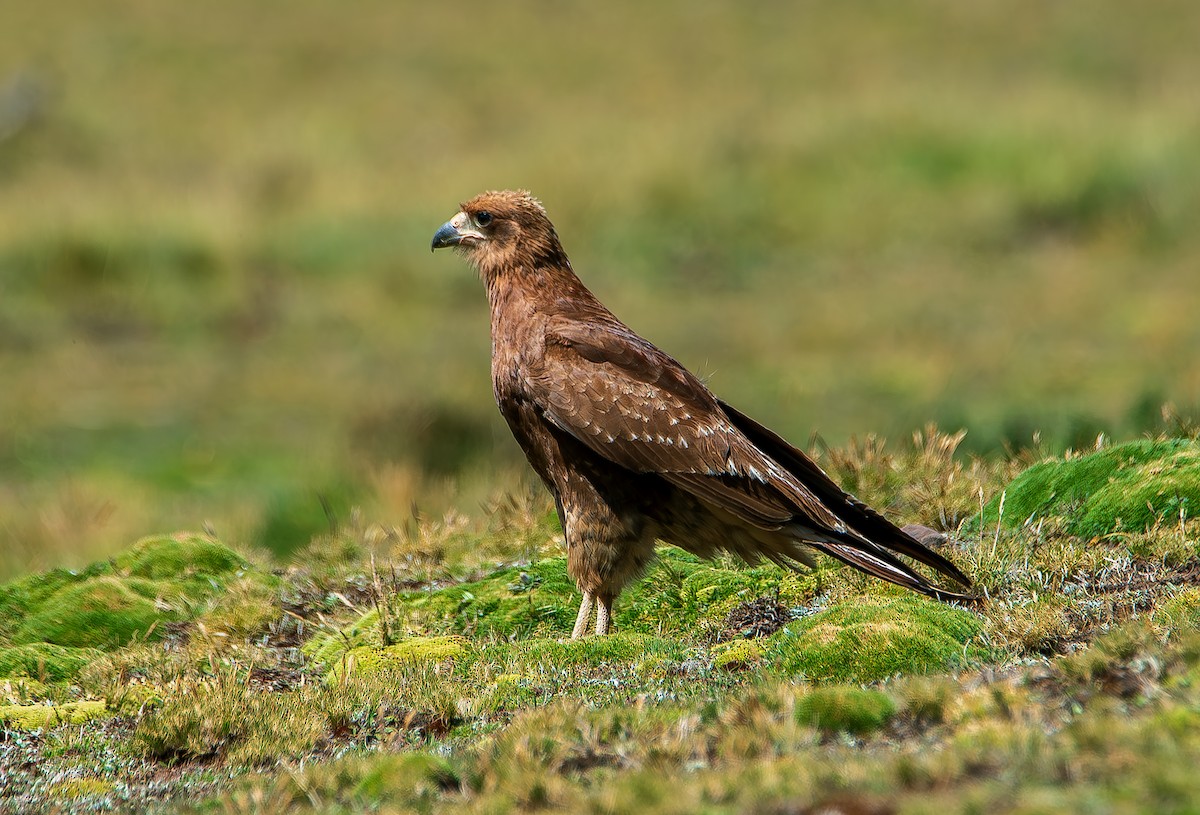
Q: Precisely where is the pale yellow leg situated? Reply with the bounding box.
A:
[571,591,594,640]
[595,597,613,636]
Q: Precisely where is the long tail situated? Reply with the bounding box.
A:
[810,527,980,603]
[719,400,980,603]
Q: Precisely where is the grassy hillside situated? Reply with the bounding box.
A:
[1,436,1199,813]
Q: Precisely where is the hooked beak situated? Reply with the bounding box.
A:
[430,211,485,252]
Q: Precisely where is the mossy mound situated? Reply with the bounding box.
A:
[0,643,104,682]
[977,439,1200,538]
[0,570,89,643]
[0,533,272,662]
[396,558,580,639]
[481,632,688,673]
[112,534,248,581]
[14,576,168,649]
[795,687,896,735]
[766,595,984,682]
[337,548,820,646]
[328,637,472,681]
[711,639,764,671]
[0,699,107,730]
[615,550,819,636]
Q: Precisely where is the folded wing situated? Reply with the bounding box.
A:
[528,318,976,601]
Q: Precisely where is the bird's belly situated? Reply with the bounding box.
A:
[556,468,664,598]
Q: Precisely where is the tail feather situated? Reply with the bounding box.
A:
[719,399,977,600]
[815,532,980,604]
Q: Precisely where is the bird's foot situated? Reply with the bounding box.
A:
[570,591,615,637]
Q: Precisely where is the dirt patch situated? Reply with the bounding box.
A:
[716,595,792,642]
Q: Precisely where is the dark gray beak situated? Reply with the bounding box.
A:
[432,211,487,253]
[430,220,461,252]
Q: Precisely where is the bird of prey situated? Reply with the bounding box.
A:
[431,190,975,638]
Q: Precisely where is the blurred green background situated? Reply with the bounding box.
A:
[1,0,1198,577]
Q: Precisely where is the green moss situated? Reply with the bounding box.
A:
[795,687,896,735]
[767,595,984,682]
[0,533,270,655]
[303,608,383,666]
[112,533,248,580]
[711,639,764,670]
[13,576,165,649]
[398,558,579,639]
[0,699,107,730]
[616,549,819,635]
[484,632,688,672]
[373,548,818,643]
[304,543,824,663]
[47,778,115,798]
[0,568,97,643]
[976,439,1200,538]
[0,643,104,682]
[327,636,472,681]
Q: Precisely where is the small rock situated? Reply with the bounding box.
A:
[901,523,948,548]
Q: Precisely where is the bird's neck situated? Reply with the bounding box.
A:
[482,258,597,316]
[483,259,616,364]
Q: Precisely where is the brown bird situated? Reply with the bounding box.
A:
[431,190,975,638]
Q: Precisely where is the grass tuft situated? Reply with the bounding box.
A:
[794,686,897,736]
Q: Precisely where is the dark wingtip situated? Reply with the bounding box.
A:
[926,585,985,606]
[817,533,981,607]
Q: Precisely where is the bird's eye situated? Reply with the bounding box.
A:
[476,211,493,227]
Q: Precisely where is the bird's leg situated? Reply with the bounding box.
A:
[594,596,614,636]
[571,591,594,640]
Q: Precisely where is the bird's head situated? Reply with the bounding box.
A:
[431,190,567,278]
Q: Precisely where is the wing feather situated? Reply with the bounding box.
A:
[528,317,976,602]
[535,320,743,475]
[718,399,973,588]
[534,321,862,532]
